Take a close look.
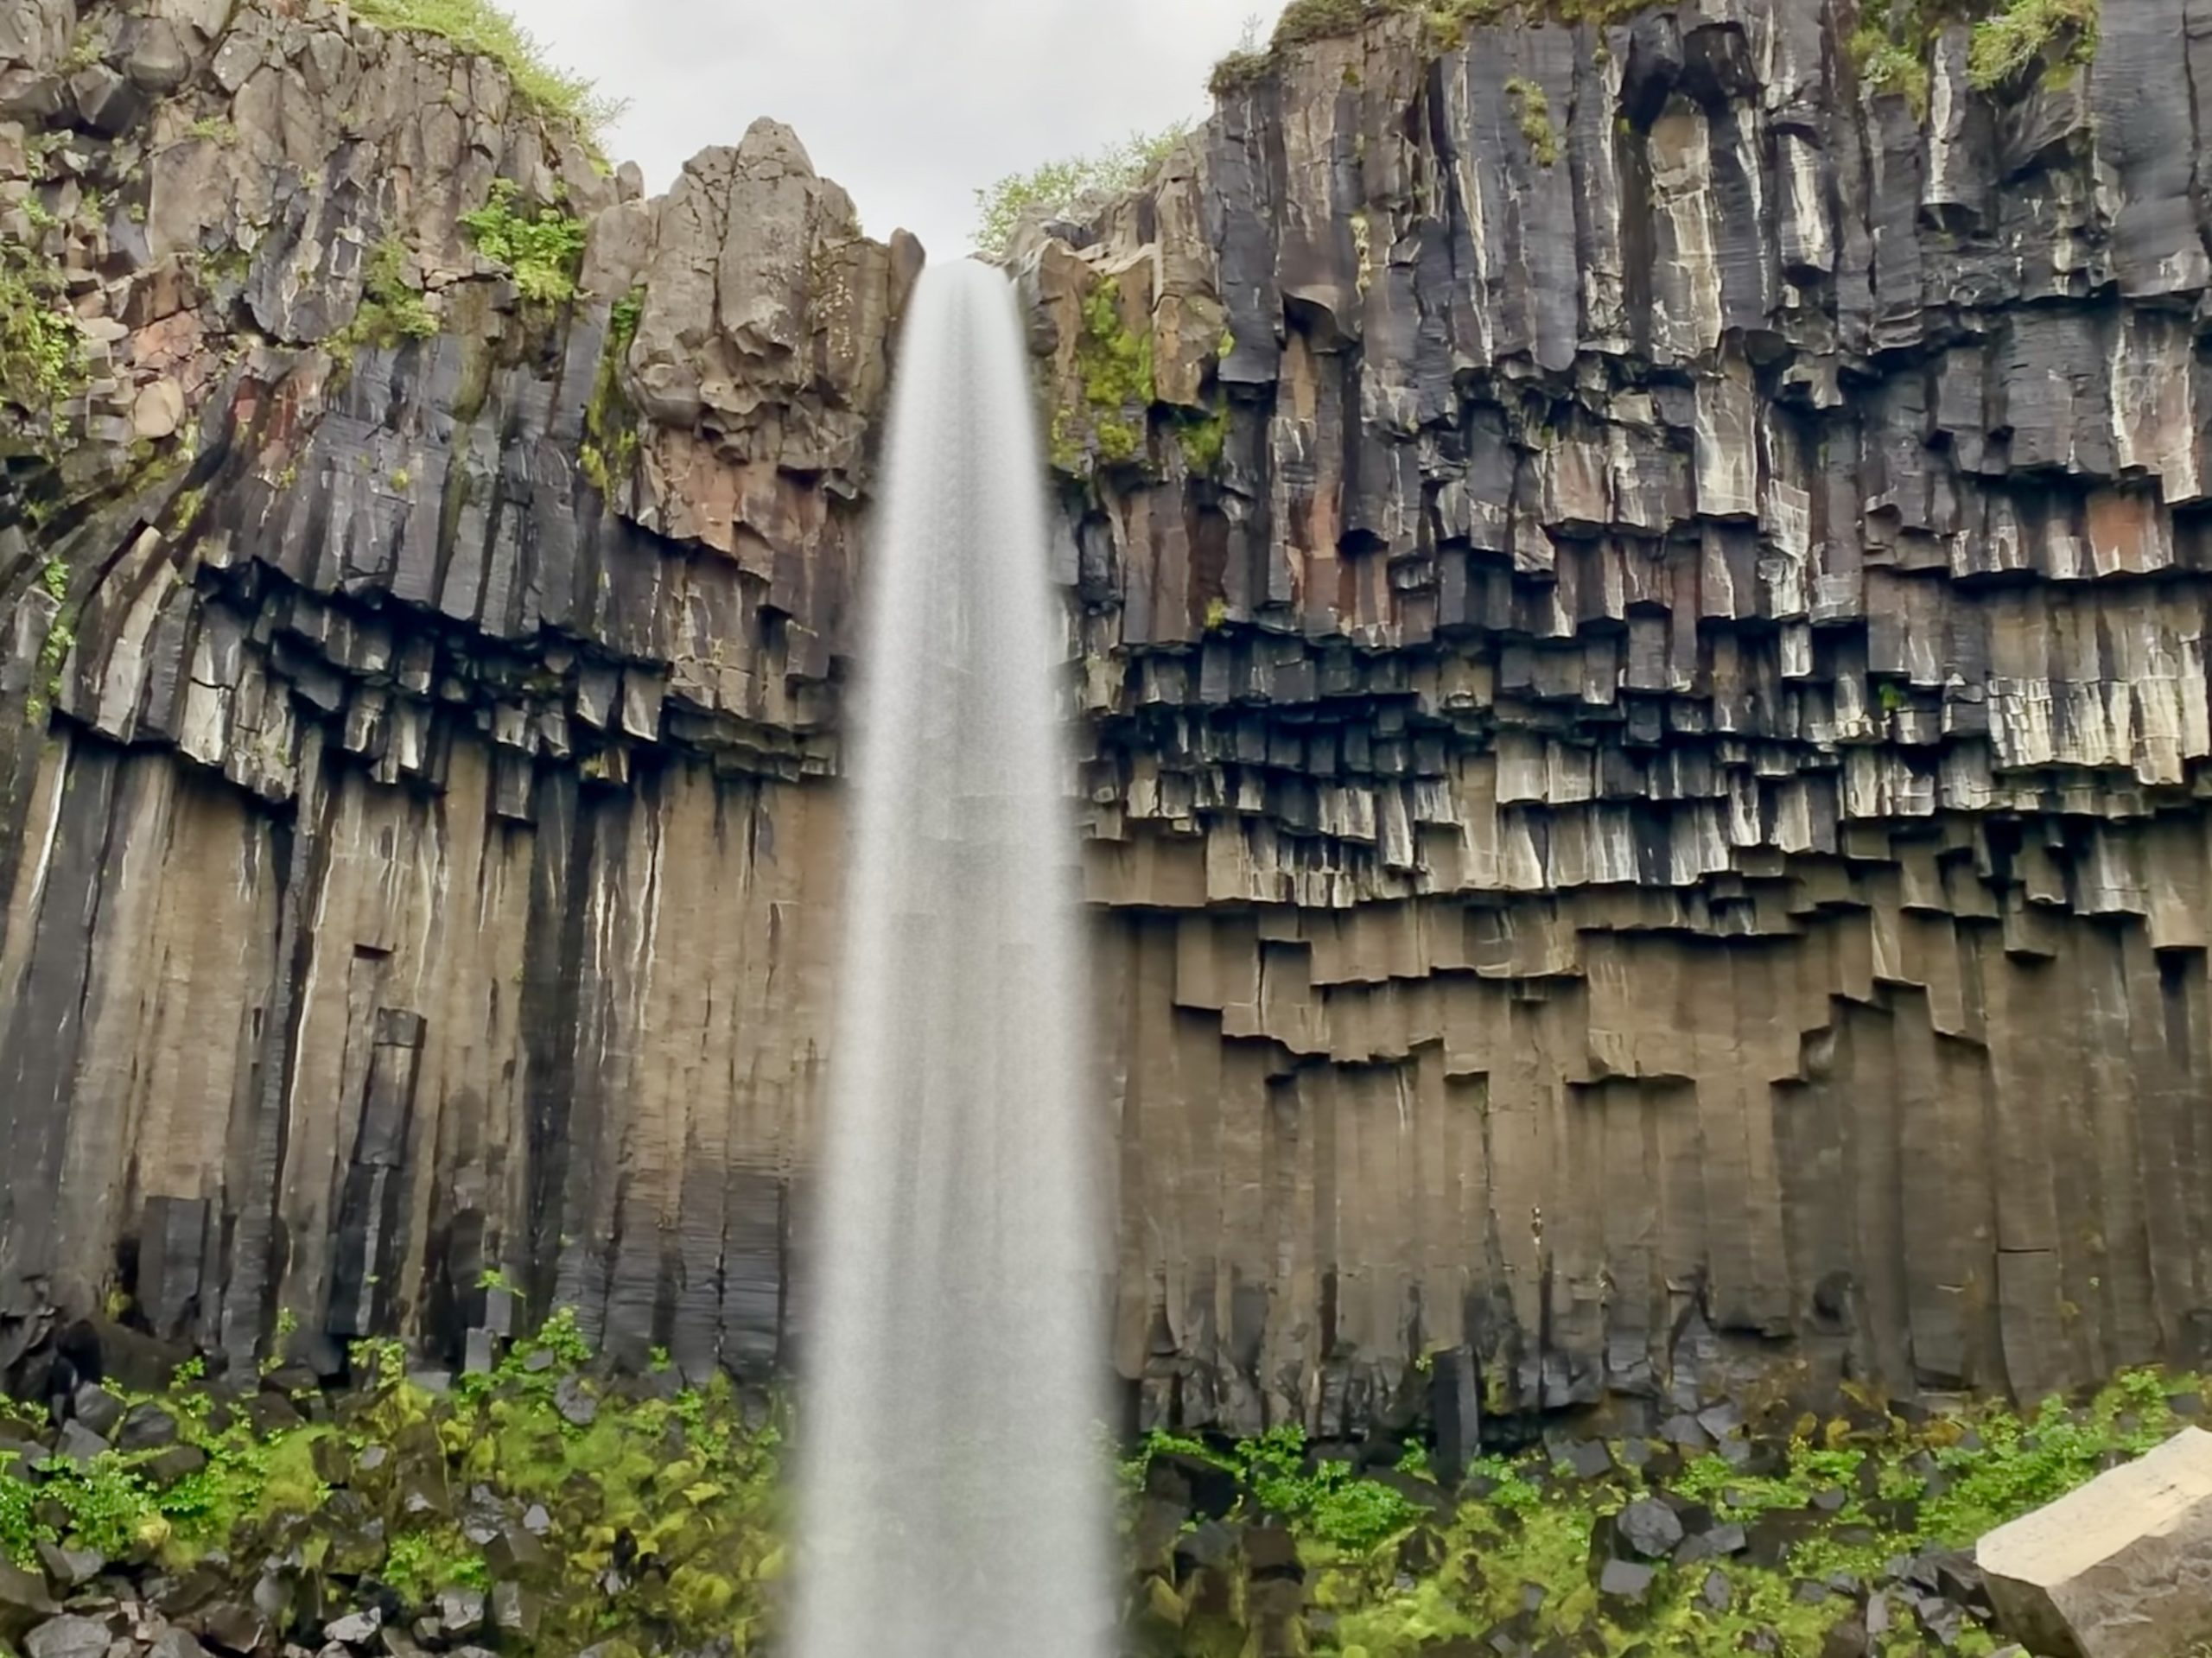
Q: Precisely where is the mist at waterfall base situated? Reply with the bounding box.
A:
[790,259,1111,1658]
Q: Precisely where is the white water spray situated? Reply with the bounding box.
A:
[791,259,1109,1658]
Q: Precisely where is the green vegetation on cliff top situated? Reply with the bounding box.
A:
[461,178,590,304]
[1211,0,2100,105]
[344,0,626,140]
[973,125,1192,259]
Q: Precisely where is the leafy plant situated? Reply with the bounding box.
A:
[0,1464,48,1566]
[1236,1426,1423,1551]
[0,248,85,410]
[1504,75,1559,167]
[343,0,626,141]
[461,179,588,304]
[581,285,645,495]
[1967,0,2098,89]
[39,1452,165,1558]
[335,239,440,353]
[1067,278,1155,468]
[972,126,1190,259]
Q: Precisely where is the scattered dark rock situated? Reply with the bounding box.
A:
[553,1375,598,1428]
[1244,1526,1301,1580]
[1150,1450,1237,1521]
[33,1541,103,1588]
[1930,1550,1990,1614]
[70,1383,124,1438]
[435,1588,485,1636]
[0,1558,60,1638]
[1866,1591,1892,1637]
[1550,1439,1611,1482]
[142,1445,208,1485]
[490,1582,540,1638]
[1821,1616,1870,1658]
[1173,1519,1236,1574]
[241,1392,303,1436]
[196,1601,267,1654]
[1910,1592,1966,1648]
[323,1607,381,1643]
[1598,1559,1656,1607]
[1677,1521,1747,1564]
[147,1630,210,1658]
[50,1420,111,1466]
[1699,1570,1732,1614]
[117,1402,181,1452]
[1611,1498,1684,1561]
[1695,1402,1744,1441]
[24,1614,112,1658]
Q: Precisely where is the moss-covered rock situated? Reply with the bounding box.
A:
[1,1340,2205,1655]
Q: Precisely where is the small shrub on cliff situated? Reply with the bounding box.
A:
[0,247,84,410]
[1503,76,1560,167]
[336,239,440,354]
[972,126,1192,259]
[461,180,589,305]
[345,0,626,141]
[1967,0,2099,90]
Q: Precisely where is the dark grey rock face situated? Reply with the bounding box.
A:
[1,0,2209,1443]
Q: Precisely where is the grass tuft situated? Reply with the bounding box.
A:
[344,0,626,143]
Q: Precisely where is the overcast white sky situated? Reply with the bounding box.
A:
[519,0,1264,257]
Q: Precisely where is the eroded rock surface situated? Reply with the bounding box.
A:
[2,0,2210,1445]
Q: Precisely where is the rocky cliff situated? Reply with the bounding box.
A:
[0,0,2203,1448]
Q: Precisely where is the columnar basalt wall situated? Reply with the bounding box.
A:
[0,0,897,1387]
[3,0,2210,1443]
[1029,0,2212,1434]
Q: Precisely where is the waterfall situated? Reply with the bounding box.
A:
[791,258,1110,1658]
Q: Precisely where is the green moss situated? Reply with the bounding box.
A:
[185,116,238,145]
[38,608,75,700]
[580,285,644,496]
[1176,403,1230,475]
[461,178,588,305]
[1967,0,2098,89]
[1503,75,1560,167]
[0,246,85,413]
[1065,277,1155,473]
[334,238,441,356]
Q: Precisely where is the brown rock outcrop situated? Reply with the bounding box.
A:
[3,0,2211,1445]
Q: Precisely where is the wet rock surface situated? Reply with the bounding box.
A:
[2,0,2211,1452]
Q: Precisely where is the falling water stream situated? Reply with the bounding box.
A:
[791,258,1109,1658]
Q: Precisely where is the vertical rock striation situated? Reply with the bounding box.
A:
[1027,0,2212,1434]
[0,0,907,1385]
[3,0,2210,1444]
